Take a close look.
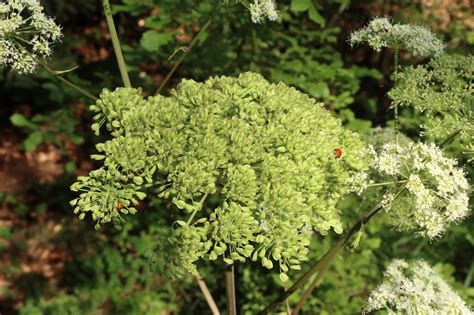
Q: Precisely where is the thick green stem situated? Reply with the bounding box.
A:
[393,49,399,143]
[225,264,237,315]
[258,204,383,315]
[195,271,220,315]
[42,64,98,100]
[155,6,221,95]
[102,0,131,88]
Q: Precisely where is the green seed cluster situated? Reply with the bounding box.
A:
[71,72,368,280]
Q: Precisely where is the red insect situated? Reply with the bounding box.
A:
[117,201,123,209]
[334,147,342,158]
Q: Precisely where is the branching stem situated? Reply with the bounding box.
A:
[42,64,98,100]
[102,0,132,88]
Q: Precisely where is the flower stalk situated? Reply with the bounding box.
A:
[393,49,399,143]
[195,272,220,315]
[225,264,237,315]
[102,0,131,88]
[42,64,98,100]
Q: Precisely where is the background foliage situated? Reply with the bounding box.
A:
[0,0,473,314]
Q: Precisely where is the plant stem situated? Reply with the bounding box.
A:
[285,291,292,315]
[155,6,220,95]
[366,180,407,188]
[440,129,461,147]
[225,264,237,315]
[186,209,198,225]
[289,187,406,315]
[42,64,98,100]
[195,271,220,315]
[393,49,399,143]
[258,204,383,315]
[102,0,131,88]
[292,260,330,315]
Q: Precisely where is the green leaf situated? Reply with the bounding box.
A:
[290,0,325,26]
[140,31,174,52]
[24,131,43,152]
[290,0,310,12]
[144,15,172,29]
[10,113,35,129]
[308,6,325,26]
[69,134,84,145]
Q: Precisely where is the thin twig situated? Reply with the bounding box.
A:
[225,264,237,315]
[292,247,338,315]
[439,129,461,147]
[195,271,220,315]
[102,0,132,88]
[155,5,221,95]
[284,285,292,315]
[42,64,98,100]
[393,48,399,144]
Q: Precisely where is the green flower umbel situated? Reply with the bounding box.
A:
[72,72,369,280]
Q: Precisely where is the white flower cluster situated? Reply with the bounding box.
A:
[350,171,373,195]
[369,142,470,239]
[349,17,444,57]
[249,0,279,23]
[366,259,473,315]
[0,0,62,74]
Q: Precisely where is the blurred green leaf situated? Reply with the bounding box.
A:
[10,113,36,129]
[24,131,43,152]
[140,31,175,52]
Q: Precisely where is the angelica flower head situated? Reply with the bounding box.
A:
[349,17,444,57]
[249,0,279,23]
[367,141,470,239]
[366,259,473,314]
[0,0,62,74]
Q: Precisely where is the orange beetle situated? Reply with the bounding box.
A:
[334,147,342,158]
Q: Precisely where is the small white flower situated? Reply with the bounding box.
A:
[0,0,62,74]
[248,0,279,23]
[380,192,395,211]
[349,17,444,57]
[370,141,470,239]
[350,171,372,195]
[366,259,473,314]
